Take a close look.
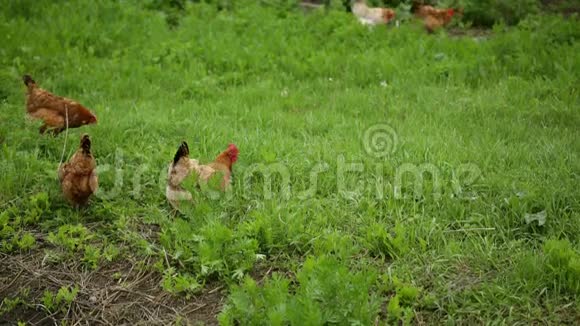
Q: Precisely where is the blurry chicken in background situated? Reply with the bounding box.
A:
[23,75,97,135]
[352,0,396,26]
[412,2,459,33]
[58,134,98,206]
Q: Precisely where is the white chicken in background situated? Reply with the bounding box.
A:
[352,0,396,26]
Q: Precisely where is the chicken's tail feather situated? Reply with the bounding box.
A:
[80,134,91,154]
[173,141,189,166]
[23,75,36,87]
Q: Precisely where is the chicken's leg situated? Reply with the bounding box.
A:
[50,127,65,136]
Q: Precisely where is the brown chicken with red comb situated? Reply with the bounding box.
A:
[24,75,97,135]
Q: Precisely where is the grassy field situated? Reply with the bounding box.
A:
[0,0,579,324]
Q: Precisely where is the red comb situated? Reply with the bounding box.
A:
[228,144,239,162]
[448,8,455,16]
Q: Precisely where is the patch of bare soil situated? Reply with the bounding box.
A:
[0,251,224,325]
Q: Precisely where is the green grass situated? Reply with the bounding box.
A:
[0,0,579,324]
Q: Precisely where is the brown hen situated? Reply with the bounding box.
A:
[24,75,97,135]
[412,3,458,33]
[58,134,98,206]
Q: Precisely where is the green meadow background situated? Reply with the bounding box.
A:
[0,0,578,324]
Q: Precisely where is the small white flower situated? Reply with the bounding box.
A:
[281,88,289,97]
[328,77,333,82]
[380,81,388,88]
